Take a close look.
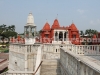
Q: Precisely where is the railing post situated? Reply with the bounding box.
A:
[75,46,77,54]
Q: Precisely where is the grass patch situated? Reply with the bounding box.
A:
[0,48,9,53]
[4,68,8,72]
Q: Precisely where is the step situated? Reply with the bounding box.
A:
[40,72,61,75]
[41,65,60,69]
[42,59,60,65]
[40,71,61,75]
[40,59,61,75]
[41,68,60,72]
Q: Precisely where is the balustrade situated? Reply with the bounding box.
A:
[65,45,100,55]
[60,48,100,75]
[0,71,34,75]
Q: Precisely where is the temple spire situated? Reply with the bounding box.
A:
[27,12,35,26]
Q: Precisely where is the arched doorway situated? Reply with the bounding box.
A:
[64,32,66,41]
[59,32,63,41]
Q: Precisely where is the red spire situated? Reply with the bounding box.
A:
[51,19,60,29]
[69,23,78,31]
[42,22,50,31]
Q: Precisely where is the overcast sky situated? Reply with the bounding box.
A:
[0,0,100,33]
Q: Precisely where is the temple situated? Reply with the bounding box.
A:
[4,12,100,75]
[40,19,80,45]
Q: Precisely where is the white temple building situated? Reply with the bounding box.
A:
[24,13,36,44]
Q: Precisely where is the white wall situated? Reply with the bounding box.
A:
[60,48,100,75]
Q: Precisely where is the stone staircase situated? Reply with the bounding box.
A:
[40,59,61,75]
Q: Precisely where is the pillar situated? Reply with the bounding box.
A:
[54,31,55,41]
[97,45,99,54]
[58,31,59,41]
[63,31,64,41]
[34,27,36,37]
[25,46,28,71]
[66,32,68,41]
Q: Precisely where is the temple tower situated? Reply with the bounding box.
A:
[24,13,36,44]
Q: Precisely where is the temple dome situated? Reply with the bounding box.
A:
[27,13,35,26]
[69,23,78,31]
[42,22,50,31]
[51,19,60,29]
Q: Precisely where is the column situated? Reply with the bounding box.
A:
[66,32,68,41]
[75,46,78,54]
[54,31,55,41]
[29,26,30,37]
[63,31,64,41]
[34,27,36,37]
[97,45,99,54]
[25,46,28,71]
[58,31,59,41]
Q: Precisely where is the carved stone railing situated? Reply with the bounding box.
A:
[60,48,100,75]
[0,71,34,75]
[65,45,100,55]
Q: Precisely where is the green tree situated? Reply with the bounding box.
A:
[80,30,84,37]
[8,26,12,31]
[0,24,17,39]
[3,31,17,38]
[11,25,15,31]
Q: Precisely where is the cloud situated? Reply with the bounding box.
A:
[90,19,100,25]
[77,9,85,14]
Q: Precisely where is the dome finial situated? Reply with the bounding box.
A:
[56,14,58,19]
[72,20,74,24]
[30,11,32,14]
[26,12,35,26]
[46,19,48,23]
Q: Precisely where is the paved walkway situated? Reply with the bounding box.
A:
[0,53,9,59]
[0,60,8,71]
[0,53,9,73]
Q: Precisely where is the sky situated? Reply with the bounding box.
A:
[0,0,100,33]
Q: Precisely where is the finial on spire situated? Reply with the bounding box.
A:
[46,19,48,23]
[72,20,74,24]
[29,11,32,14]
[56,14,58,19]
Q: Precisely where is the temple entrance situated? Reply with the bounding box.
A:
[53,30,68,42]
[59,32,63,41]
[64,32,67,41]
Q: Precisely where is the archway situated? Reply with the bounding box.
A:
[59,32,63,41]
[64,32,66,41]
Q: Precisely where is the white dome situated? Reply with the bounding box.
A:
[27,13,35,26]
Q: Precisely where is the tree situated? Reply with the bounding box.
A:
[0,24,17,39]
[80,30,84,37]
[11,25,15,31]
[39,30,42,34]
[85,29,89,35]
[3,31,17,38]
[88,29,92,37]
[85,29,98,38]
[8,26,12,31]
